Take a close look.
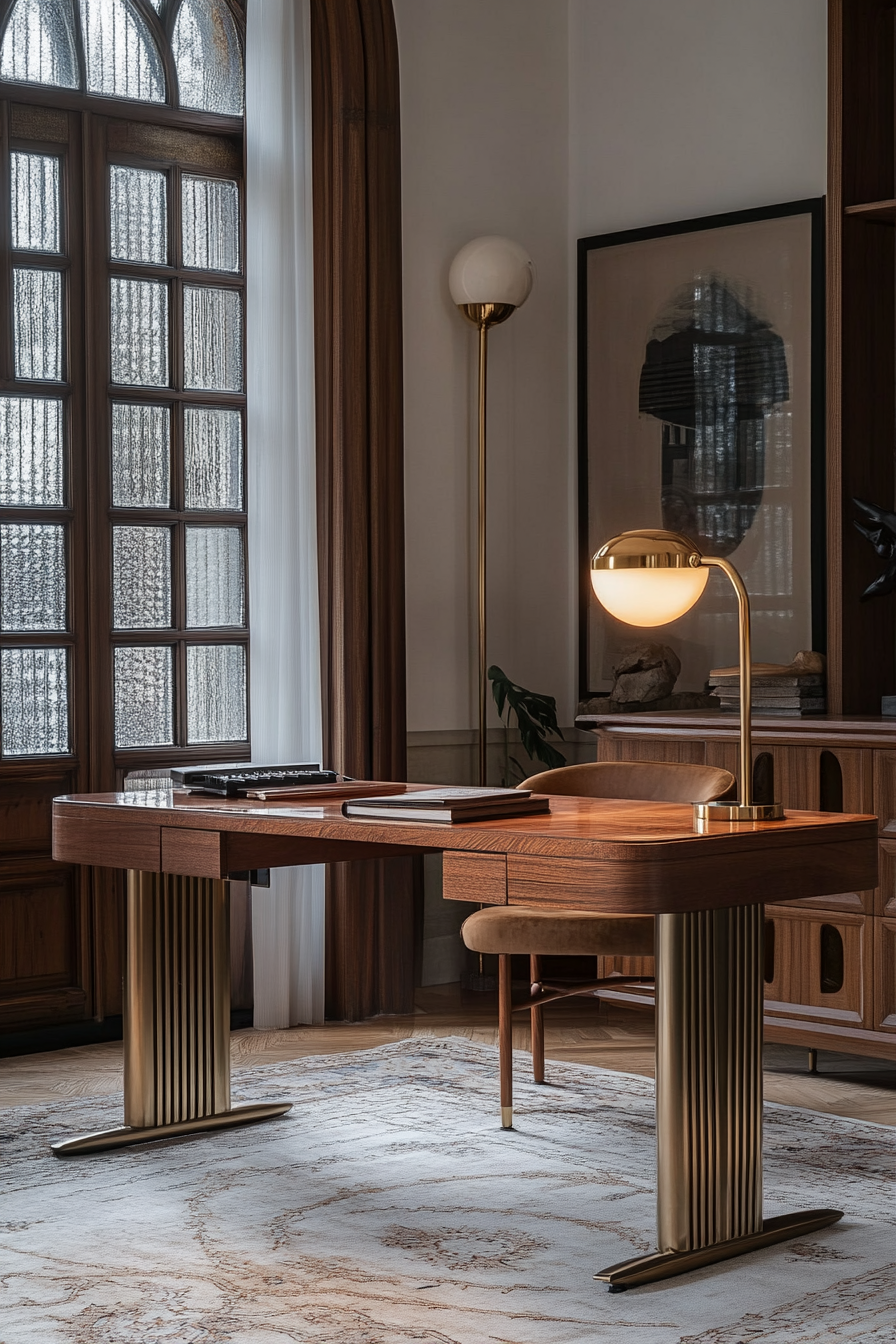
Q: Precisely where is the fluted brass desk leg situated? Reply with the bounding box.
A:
[52,872,292,1156]
[595,905,842,1290]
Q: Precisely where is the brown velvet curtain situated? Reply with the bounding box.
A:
[311,0,417,1019]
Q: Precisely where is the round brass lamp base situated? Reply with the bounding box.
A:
[693,800,785,824]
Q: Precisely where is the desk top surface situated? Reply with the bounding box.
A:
[52,788,876,863]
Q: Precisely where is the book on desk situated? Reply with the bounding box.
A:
[341,786,550,823]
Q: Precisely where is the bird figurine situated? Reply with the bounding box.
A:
[853,497,896,600]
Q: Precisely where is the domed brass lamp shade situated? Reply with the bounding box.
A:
[591,529,784,824]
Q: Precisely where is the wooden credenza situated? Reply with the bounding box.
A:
[577,712,896,1061]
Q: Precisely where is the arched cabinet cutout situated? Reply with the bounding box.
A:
[752,752,775,806]
[763,921,775,984]
[819,924,845,995]
[819,751,844,813]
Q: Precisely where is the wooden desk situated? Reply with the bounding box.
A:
[52,789,877,1290]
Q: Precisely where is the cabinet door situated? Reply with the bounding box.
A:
[874,751,896,834]
[874,840,896,918]
[605,737,706,765]
[778,746,875,912]
[873,917,896,1035]
[873,753,896,916]
[764,905,872,1029]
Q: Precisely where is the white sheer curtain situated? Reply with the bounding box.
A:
[245,0,324,1027]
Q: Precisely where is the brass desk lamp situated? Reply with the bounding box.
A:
[590,528,784,824]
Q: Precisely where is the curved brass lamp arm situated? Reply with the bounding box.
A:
[697,555,753,807]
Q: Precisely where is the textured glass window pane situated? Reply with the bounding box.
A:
[11,152,60,252]
[110,277,168,386]
[0,0,79,89]
[14,269,62,381]
[185,527,243,627]
[114,645,173,747]
[110,166,167,264]
[0,523,66,630]
[0,397,64,506]
[173,0,243,115]
[184,407,242,510]
[182,176,239,272]
[111,402,169,507]
[112,526,171,628]
[81,0,165,102]
[2,647,69,755]
[187,643,246,743]
[183,286,241,391]
[148,0,163,10]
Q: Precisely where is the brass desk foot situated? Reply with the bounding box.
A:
[50,872,291,1158]
[595,1209,843,1291]
[51,1101,293,1156]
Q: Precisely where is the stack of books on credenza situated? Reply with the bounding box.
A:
[342,786,550,823]
[708,661,826,717]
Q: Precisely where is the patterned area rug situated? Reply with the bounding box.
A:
[1,1037,894,1343]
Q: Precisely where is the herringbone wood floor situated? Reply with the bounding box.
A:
[1,984,893,1124]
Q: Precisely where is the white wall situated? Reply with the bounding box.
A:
[570,0,827,238]
[395,0,571,734]
[397,0,827,738]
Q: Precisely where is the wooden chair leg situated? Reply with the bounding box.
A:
[530,953,545,1083]
[498,953,513,1128]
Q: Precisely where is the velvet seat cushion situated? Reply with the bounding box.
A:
[519,761,735,804]
[461,907,655,957]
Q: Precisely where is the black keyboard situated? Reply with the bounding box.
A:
[172,764,338,797]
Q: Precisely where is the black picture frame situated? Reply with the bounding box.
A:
[577,199,825,702]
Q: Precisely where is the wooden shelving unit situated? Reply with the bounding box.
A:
[843,199,896,221]
[827,0,896,714]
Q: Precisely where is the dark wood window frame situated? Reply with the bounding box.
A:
[0,0,248,1035]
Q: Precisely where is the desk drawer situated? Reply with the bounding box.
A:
[508,855,610,911]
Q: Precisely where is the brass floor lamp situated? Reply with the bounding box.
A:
[449,237,534,786]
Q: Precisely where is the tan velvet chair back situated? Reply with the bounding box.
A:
[520,760,736,805]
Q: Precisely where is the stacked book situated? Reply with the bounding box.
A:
[708,664,826,717]
[342,785,550,823]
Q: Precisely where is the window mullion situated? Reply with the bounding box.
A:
[0,101,13,382]
[82,108,116,788]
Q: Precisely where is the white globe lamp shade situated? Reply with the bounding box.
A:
[449,236,535,309]
[590,529,709,626]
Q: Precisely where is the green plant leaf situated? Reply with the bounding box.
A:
[488,664,566,773]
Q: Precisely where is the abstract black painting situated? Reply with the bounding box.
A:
[578,201,824,700]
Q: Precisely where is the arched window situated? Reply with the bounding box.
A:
[0,0,246,1026]
[0,0,246,111]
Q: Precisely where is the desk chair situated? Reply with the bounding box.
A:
[460,760,736,1127]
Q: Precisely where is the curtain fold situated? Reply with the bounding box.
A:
[311,0,418,1020]
[246,0,325,1027]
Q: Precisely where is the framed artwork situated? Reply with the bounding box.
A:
[578,200,825,700]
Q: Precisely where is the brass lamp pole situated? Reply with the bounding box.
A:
[449,237,534,786]
[458,300,514,786]
[590,528,784,823]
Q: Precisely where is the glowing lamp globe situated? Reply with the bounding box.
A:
[590,530,708,626]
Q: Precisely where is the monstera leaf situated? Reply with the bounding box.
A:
[488,665,566,784]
